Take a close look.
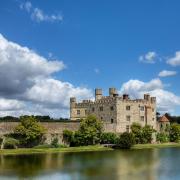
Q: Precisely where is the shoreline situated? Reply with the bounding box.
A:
[0,143,180,155]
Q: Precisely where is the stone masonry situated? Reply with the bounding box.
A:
[70,88,157,133]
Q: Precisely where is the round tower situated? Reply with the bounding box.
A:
[95,88,102,100]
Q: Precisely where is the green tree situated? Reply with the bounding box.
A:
[141,125,155,144]
[63,130,74,145]
[169,123,180,142]
[100,132,118,144]
[118,132,135,149]
[156,132,169,143]
[73,115,103,146]
[131,123,143,144]
[14,116,46,147]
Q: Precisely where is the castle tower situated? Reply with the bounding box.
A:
[109,87,118,97]
[95,88,102,100]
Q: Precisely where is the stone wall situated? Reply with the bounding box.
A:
[0,121,117,144]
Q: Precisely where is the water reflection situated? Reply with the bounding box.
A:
[0,148,179,180]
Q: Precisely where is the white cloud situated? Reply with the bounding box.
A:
[167,51,180,66]
[120,78,180,114]
[0,34,92,118]
[158,70,177,77]
[20,1,63,23]
[139,51,157,63]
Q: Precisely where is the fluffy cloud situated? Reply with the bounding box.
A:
[158,70,177,77]
[120,78,180,114]
[167,51,180,66]
[20,1,63,23]
[139,51,157,64]
[0,34,93,117]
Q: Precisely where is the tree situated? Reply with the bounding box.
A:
[63,130,74,145]
[117,132,135,149]
[131,123,143,144]
[100,132,118,144]
[72,115,103,146]
[169,123,180,142]
[141,125,155,144]
[14,116,46,147]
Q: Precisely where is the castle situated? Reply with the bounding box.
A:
[70,88,157,132]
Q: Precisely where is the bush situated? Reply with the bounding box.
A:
[100,132,118,144]
[169,124,180,142]
[63,130,74,145]
[3,137,19,149]
[141,125,155,144]
[51,137,59,148]
[117,132,135,149]
[156,132,169,143]
[131,123,143,144]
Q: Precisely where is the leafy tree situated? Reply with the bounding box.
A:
[77,115,103,145]
[156,132,169,143]
[141,125,155,144]
[169,123,180,142]
[3,137,19,149]
[51,137,59,148]
[117,132,135,149]
[63,130,74,145]
[14,116,46,147]
[131,123,143,144]
[100,132,118,144]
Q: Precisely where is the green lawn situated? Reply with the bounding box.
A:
[1,143,180,155]
[132,142,180,149]
[0,145,113,155]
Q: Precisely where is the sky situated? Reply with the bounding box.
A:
[0,0,180,118]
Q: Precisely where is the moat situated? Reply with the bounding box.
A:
[0,147,180,180]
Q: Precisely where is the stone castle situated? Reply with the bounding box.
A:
[70,88,157,133]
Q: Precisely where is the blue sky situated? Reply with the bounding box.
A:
[0,0,180,117]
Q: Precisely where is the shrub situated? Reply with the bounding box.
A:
[169,124,180,142]
[131,123,143,144]
[100,132,118,144]
[63,130,74,145]
[117,132,135,149]
[3,137,19,149]
[51,137,59,148]
[156,132,169,143]
[141,125,155,144]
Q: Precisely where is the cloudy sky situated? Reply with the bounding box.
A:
[0,0,180,118]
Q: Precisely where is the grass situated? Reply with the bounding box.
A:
[132,142,180,149]
[0,145,113,155]
[1,143,180,155]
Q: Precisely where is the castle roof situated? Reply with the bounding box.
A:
[159,115,169,122]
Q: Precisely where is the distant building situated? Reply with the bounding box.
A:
[157,115,170,132]
[70,88,157,133]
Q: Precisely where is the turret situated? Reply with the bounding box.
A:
[109,87,118,97]
[70,97,76,108]
[144,94,150,101]
[95,88,102,100]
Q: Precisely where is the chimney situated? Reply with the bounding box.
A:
[151,97,156,103]
[123,94,129,100]
[95,88,102,100]
[144,94,150,101]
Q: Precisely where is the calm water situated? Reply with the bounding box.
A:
[0,148,180,180]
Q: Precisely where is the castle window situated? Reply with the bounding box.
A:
[101,117,103,120]
[111,119,114,123]
[85,110,88,115]
[77,110,80,115]
[126,116,131,121]
[126,125,130,132]
[126,106,130,111]
[152,108,154,112]
[152,118,155,121]
[99,106,103,111]
[140,106,144,111]
[140,116,144,121]
[110,106,114,111]
[92,107,95,112]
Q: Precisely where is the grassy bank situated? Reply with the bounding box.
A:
[132,142,180,149]
[1,143,180,155]
[0,145,113,155]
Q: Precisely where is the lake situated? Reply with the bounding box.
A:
[0,147,180,180]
